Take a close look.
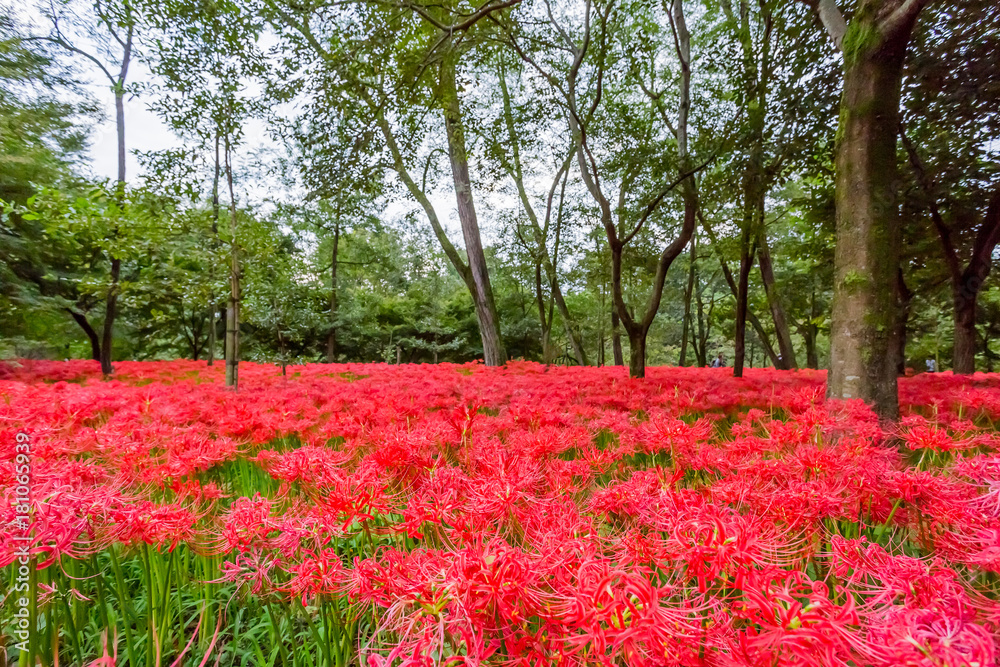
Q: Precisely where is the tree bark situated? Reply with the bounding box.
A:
[758,231,797,369]
[733,231,753,377]
[628,332,646,379]
[679,231,696,366]
[327,219,340,363]
[952,186,1000,373]
[68,310,101,361]
[611,308,624,366]
[535,260,554,363]
[895,268,912,375]
[698,208,781,367]
[208,130,221,367]
[99,80,128,376]
[695,283,708,367]
[819,0,928,421]
[806,288,820,369]
[440,51,506,366]
[224,130,239,389]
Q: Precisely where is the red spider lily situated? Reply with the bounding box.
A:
[4,360,1000,664]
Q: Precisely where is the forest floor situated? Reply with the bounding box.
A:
[2,360,1000,666]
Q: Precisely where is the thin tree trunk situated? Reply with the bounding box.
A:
[895,268,912,375]
[757,231,796,369]
[440,51,505,366]
[327,219,340,363]
[733,231,753,377]
[68,310,101,361]
[497,63,586,365]
[535,260,553,363]
[679,231,696,366]
[224,130,239,389]
[699,209,781,367]
[206,307,217,366]
[208,130,221,366]
[611,307,624,366]
[100,83,127,376]
[805,287,819,369]
[695,281,708,367]
[99,257,120,375]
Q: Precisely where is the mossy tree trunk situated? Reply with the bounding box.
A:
[816,0,929,421]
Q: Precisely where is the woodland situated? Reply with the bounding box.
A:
[0,0,998,420]
[5,2,1000,664]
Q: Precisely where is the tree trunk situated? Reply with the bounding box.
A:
[99,84,127,377]
[224,131,239,390]
[695,279,708,367]
[804,327,818,370]
[99,258,119,375]
[535,261,554,364]
[679,232,696,366]
[758,231,796,369]
[733,234,753,377]
[439,51,505,366]
[628,330,647,379]
[819,0,933,419]
[902,126,1000,375]
[611,306,624,366]
[698,209,781,367]
[827,26,916,420]
[805,287,820,370]
[68,310,101,361]
[226,285,239,387]
[953,288,978,374]
[208,130,221,367]
[327,220,340,363]
[894,268,912,375]
[496,64,586,366]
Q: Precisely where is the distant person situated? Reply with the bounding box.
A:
[711,354,723,368]
[926,358,937,373]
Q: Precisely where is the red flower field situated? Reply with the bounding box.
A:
[3,360,1000,666]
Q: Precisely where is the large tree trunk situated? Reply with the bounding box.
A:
[953,288,978,374]
[628,330,647,379]
[440,52,506,366]
[327,220,340,363]
[823,2,927,421]
[758,232,796,369]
